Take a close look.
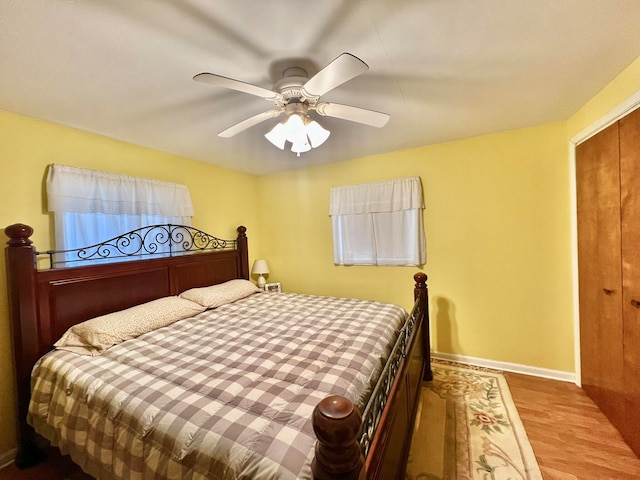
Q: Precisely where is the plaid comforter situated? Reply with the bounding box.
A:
[28,292,407,480]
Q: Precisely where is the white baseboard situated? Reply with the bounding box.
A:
[0,448,16,470]
[432,351,576,384]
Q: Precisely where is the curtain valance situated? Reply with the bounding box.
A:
[329,176,423,216]
[46,164,194,217]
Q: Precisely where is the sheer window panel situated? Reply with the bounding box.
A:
[331,213,376,265]
[373,209,425,265]
[46,164,194,264]
[330,177,426,266]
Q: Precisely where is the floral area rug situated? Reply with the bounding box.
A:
[406,361,542,480]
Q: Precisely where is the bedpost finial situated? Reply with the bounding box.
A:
[414,271,427,286]
[5,224,34,246]
[237,225,247,238]
[311,395,364,479]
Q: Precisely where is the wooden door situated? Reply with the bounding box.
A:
[576,122,625,429]
[619,107,640,455]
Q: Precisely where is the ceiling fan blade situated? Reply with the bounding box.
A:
[315,102,390,128]
[218,110,282,138]
[301,53,369,98]
[194,73,281,101]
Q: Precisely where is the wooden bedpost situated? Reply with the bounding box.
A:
[311,395,364,480]
[4,224,46,468]
[236,226,249,280]
[414,272,432,381]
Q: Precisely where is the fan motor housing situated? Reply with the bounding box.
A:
[274,68,313,106]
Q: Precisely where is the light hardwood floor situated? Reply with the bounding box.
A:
[1,372,639,479]
[505,372,640,480]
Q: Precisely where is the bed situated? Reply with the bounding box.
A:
[4,223,432,479]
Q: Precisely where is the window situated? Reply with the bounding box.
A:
[46,164,194,264]
[329,176,426,266]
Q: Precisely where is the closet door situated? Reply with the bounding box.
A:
[619,107,640,454]
[576,122,625,429]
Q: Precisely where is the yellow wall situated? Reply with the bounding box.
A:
[257,122,575,373]
[0,110,259,455]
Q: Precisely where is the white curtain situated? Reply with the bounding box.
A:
[329,176,426,266]
[47,164,194,216]
[47,164,194,253]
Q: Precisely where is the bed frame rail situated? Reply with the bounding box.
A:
[312,273,431,480]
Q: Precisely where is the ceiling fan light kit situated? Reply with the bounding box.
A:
[267,114,311,154]
[264,103,331,156]
[193,53,390,156]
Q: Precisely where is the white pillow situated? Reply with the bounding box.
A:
[179,279,261,308]
[55,296,206,356]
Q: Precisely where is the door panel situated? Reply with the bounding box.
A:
[576,122,625,429]
[619,107,640,456]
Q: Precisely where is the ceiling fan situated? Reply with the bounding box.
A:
[193,53,390,155]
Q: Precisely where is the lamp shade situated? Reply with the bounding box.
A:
[252,259,269,288]
[252,259,269,275]
[264,123,287,150]
[291,138,311,154]
[265,112,330,155]
[305,120,330,148]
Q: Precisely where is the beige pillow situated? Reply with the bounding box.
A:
[55,296,206,356]
[179,279,261,308]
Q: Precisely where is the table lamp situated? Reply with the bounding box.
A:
[251,259,269,289]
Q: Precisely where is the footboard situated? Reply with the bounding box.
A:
[312,272,431,480]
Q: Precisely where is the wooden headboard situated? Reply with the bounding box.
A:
[4,223,249,467]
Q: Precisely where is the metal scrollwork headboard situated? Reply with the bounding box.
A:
[41,224,238,268]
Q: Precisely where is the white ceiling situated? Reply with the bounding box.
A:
[2,1,640,175]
